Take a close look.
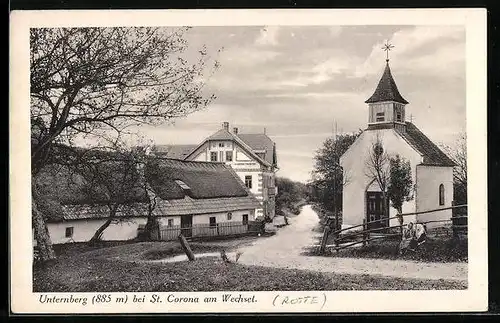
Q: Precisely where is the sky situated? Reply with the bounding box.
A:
[137,25,466,183]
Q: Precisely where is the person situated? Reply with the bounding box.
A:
[399,221,427,254]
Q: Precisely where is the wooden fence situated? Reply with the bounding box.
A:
[159,221,255,241]
[319,204,468,253]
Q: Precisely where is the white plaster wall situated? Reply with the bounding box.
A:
[340,129,422,229]
[194,152,207,161]
[235,148,251,161]
[158,216,181,227]
[190,209,255,225]
[415,165,454,228]
[47,217,147,244]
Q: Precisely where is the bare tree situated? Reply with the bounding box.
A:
[30,27,219,261]
[441,132,467,205]
[364,135,391,224]
[75,146,147,243]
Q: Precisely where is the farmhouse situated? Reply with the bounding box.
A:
[340,59,456,231]
[34,156,261,244]
[155,122,278,220]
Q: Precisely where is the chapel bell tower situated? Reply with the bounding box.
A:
[365,42,409,132]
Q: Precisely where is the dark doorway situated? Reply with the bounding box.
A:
[366,192,389,230]
[242,214,249,226]
[181,215,193,238]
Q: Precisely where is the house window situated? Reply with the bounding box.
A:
[376,112,385,122]
[227,212,232,221]
[167,219,174,227]
[245,175,253,189]
[210,151,217,162]
[439,184,445,206]
[226,151,233,162]
[218,142,224,148]
[65,227,73,238]
[209,217,217,227]
[242,214,249,225]
[175,180,191,190]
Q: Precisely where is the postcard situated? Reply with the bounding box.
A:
[9,8,487,313]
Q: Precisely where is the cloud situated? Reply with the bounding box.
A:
[354,25,465,78]
[255,26,281,46]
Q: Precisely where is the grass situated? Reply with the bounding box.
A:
[34,241,467,292]
[305,237,468,263]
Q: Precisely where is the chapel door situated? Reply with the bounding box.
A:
[366,192,388,230]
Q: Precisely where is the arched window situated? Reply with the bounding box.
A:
[439,184,445,206]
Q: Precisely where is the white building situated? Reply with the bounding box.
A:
[340,59,456,231]
[36,158,261,244]
[155,122,278,220]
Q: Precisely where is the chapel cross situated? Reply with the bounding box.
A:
[382,41,395,62]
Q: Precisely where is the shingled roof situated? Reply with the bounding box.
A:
[154,144,197,159]
[147,158,250,200]
[396,122,456,167]
[37,155,262,222]
[237,133,277,166]
[365,62,409,105]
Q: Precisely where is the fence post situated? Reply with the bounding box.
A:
[362,219,367,247]
[319,223,330,254]
[178,234,195,261]
[451,201,458,239]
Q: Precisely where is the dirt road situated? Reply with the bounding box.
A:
[237,205,468,282]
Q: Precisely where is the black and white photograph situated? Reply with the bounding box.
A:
[10,9,487,313]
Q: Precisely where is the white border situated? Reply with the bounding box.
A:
[9,9,488,313]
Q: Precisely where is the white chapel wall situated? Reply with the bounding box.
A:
[415,165,454,228]
[340,129,422,229]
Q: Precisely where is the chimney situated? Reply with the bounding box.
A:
[222,122,229,131]
[233,127,239,135]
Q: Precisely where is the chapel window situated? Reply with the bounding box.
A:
[439,184,445,206]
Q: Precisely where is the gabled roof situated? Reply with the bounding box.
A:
[184,128,272,167]
[207,129,235,141]
[154,144,197,159]
[365,62,409,105]
[237,133,276,165]
[396,122,456,167]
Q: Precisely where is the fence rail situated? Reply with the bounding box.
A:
[159,221,254,241]
[319,204,467,253]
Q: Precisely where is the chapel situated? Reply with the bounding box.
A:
[340,54,456,230]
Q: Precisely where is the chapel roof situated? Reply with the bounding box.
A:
[396,122,456,167]
[365,62,409,105]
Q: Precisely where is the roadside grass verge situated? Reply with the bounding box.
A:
[304,237,468,263]
[34,242,466,292]
[51,239,256,262]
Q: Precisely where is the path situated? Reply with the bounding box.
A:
[236,205,468,282]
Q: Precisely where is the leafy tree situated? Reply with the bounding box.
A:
[387,155,414,232]
[275,177,307,216]
[310,131,362,226]
[30,27,218,261]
